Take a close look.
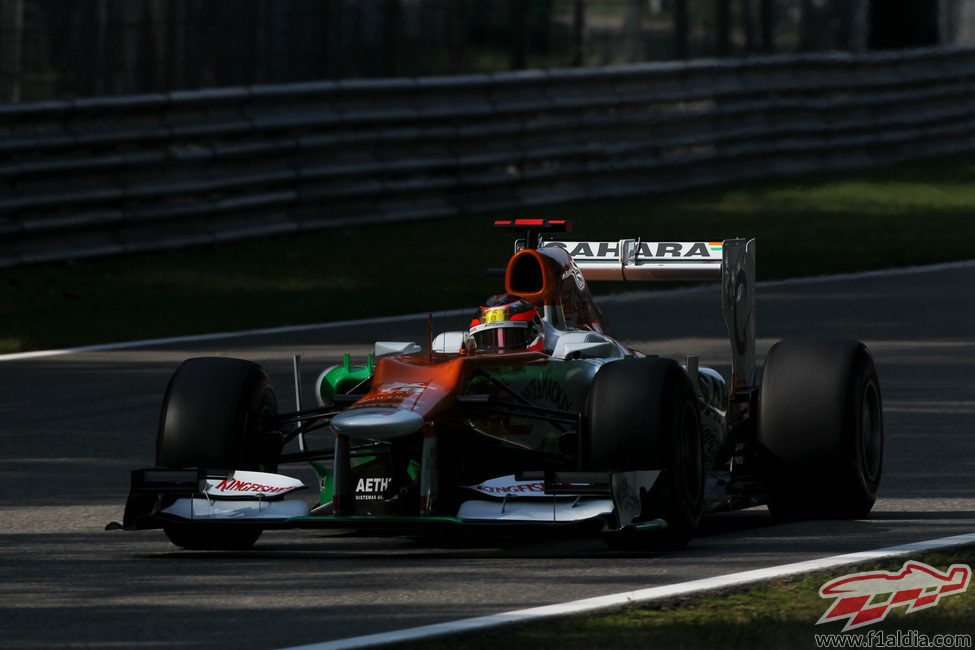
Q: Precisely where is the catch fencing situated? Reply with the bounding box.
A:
[2,46,975,267]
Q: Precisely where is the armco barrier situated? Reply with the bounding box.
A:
[2,46,975,267]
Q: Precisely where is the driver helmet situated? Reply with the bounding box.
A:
[469,294,543,352]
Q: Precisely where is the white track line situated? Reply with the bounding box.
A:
[0,309,472,362]
[4,260,974,363]
[279,532,975,650]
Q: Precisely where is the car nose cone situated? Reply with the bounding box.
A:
[330,407,425,439]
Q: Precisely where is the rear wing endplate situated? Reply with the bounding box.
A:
[543,238,757,389]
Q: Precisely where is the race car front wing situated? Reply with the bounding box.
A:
[107,468,669,535]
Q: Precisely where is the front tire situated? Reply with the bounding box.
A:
[156,357,280,550]
[163,525,263,551]
[758,340,883,520]
[585,358,704,550]
[156,357,280,471]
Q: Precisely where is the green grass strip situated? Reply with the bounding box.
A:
[396,546,975,650]
[5,153,975,353]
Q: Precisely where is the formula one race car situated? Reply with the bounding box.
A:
[109,220,884,551]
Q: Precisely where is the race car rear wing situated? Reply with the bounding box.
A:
[493,220,756,388]
[544,236,758,390]
[541,239,723,282]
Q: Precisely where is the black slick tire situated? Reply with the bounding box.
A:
[758,339,883,520]
[156,357,279,471]
[162,525,263,551]
[156,357,280,550]
[585,357,704,550]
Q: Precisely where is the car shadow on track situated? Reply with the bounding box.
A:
[697,509,776,537]
[123,508,975,561]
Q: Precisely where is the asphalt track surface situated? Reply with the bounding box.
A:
[2,263,974,649]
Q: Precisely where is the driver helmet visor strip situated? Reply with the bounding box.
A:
[469,298,543,350]
[469,320,536,350]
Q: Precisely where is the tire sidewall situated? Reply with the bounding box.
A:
[843,347,884,512]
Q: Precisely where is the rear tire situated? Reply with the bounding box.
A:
[758,340,883,520]
[156,357,280,550]
[585,358,704,550]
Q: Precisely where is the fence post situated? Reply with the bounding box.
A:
[0,0,24,102]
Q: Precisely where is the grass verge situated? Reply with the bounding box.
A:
[396,546,975,650]
[5,153,975,353]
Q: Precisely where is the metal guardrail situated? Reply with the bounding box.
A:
[2,46,975,268]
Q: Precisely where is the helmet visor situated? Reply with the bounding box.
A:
[471,323,534,350]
